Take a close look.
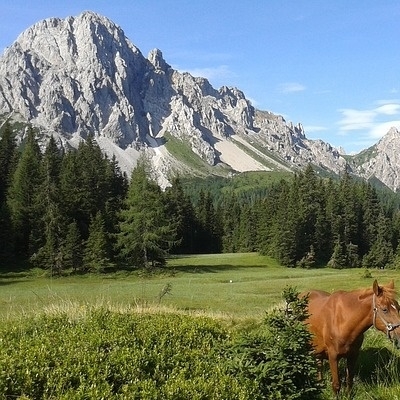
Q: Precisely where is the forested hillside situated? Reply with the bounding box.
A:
[1,123,400,272]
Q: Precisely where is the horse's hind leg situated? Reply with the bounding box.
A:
[346,353,358,392]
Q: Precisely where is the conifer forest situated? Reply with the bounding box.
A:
[2,122,400,274]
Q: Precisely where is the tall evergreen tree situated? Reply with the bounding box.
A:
[164,177,197,254]
[220,193,241,253]
[62,220,83,272]
[32,136,65,272]
[83,212,111,272]
[363,212,394,269]
[7,128,42,260]
[0,122,17,264]
[195,189,221,253]
[117,158,176,268]
[0,122,17,204]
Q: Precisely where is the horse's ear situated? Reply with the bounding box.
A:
[388,280,395,289]
[373,280,382,296]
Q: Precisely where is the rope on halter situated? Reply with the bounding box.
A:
[372,294,400,339]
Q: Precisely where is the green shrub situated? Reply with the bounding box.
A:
[0,290,323,399]
[226,287,322,400]
[0,311,255,399]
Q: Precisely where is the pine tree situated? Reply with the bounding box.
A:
[0,202,14,265]
[7,128,42,260]
[327,237,347,269]
[0,121,17,205]
[220,193,241,252]
[363,212,394,269]
[117,158,176,268]
[164,176,197,254]
[62,220,83,272]
[83,212,111,272]
[31,136,65,272]
[195,189,221,253]
[103,155,128,231]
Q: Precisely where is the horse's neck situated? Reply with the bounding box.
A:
[344,289,374,334]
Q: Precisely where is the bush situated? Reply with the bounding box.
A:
[0,290,322,399]
[0,311,254,399]
[226,287,322,400]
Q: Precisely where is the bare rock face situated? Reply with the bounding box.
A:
[1,12,152,149]
[351,127,400,192]
[1,11,398,191]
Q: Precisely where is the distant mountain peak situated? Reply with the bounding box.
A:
[148,48,170,71]
[1,11,399,191]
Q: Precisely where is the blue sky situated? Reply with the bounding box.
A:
[1,0,399,154]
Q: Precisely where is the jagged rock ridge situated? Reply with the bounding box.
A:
[0,11,398,190]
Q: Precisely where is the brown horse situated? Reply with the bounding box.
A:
[305,280,400,395]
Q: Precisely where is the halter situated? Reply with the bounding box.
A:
[372,294,400,339]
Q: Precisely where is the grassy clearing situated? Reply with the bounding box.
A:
[2,253,400,399]
[2,253,400,322]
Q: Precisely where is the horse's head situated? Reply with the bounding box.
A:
[372,279,400,348]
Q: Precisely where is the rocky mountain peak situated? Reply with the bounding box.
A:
[377,126,400,148]
[148,49,170,72]
[350,126,400,191]
[1,11,399,191]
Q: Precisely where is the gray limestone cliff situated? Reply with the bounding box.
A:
[0,11,398,190]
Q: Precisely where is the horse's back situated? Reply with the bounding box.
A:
[303,289,333,357]
[303,289,330,313]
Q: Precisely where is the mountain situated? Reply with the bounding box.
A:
[0,11,399,191]
[349,127,400,191]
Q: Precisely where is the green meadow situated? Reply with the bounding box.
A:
[2,253,400,321]
[2,253,400,399]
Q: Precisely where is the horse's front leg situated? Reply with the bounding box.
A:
[328,353,341,395]
[317,358,323,381]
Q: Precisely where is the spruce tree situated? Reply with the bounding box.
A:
[83,212,111,272]
[32,136,66,273]
[63,220,83,272]
[0,122,17,205]
[117,157,176,268]
[7,128,42,260]
[220,193,241,253]
[363,212,394,269]
[195,189,221,253]
[164,177,197,254]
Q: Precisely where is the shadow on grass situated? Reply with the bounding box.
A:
[357,346,400,384]
[170,264,269,274]
[0,279,29,286]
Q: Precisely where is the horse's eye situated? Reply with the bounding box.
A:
[382,308,388,313]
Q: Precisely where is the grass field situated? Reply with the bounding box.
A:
[2,253,400,399]
[2,253,400,321]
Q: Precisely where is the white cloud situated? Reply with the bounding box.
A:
[337,109,376,131]
[277,82,306,94]
[337,101,400,144]
[374,103,400,115]
[370,121,400,139]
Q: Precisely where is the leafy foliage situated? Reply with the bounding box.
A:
[227,287,322,399]
[0,311,255,399]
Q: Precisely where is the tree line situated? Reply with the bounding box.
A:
[1,122,400,273]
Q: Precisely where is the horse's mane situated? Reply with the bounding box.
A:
[382,285,397,300]
[357,284,397,301]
